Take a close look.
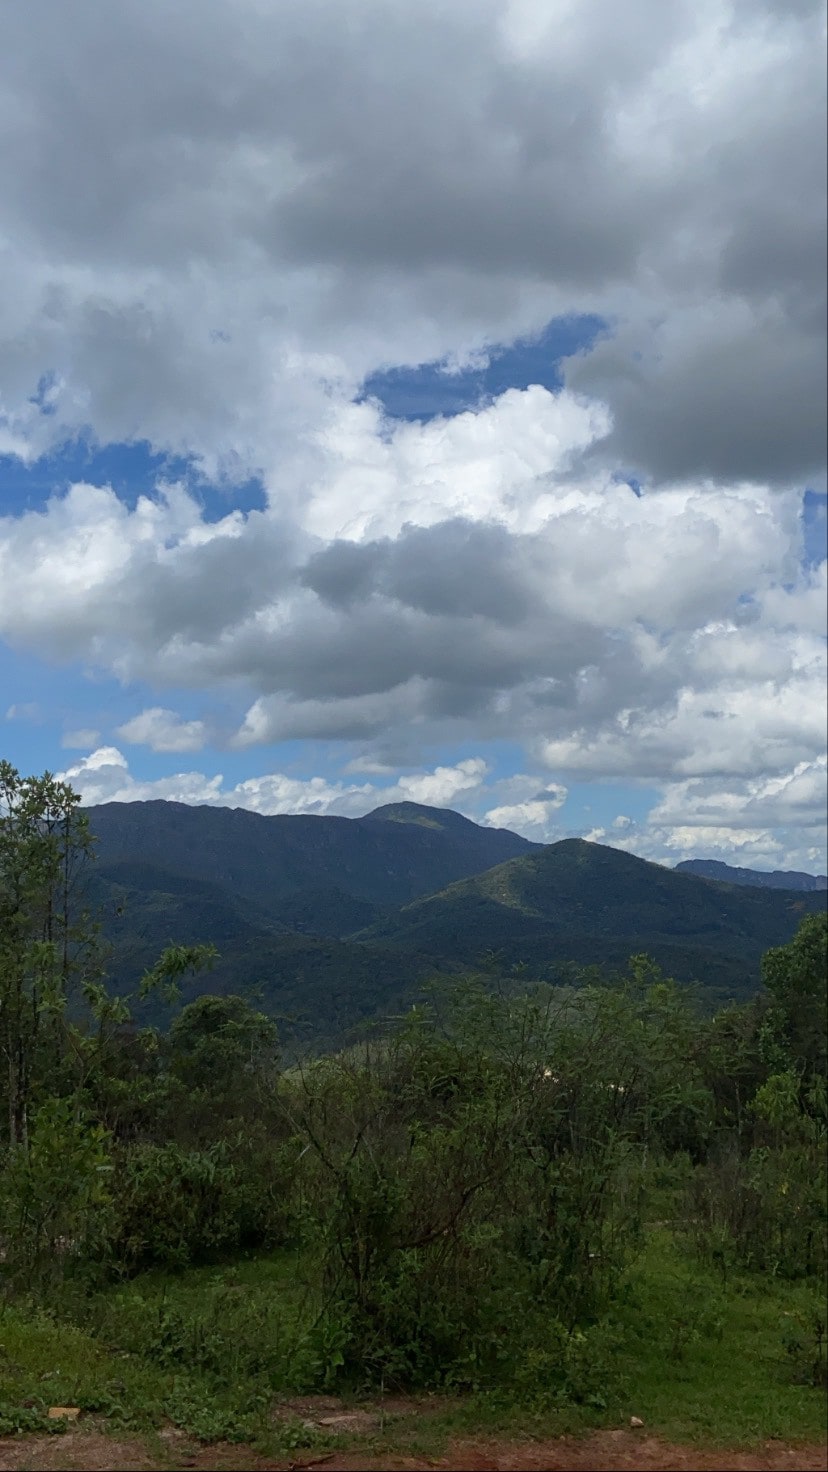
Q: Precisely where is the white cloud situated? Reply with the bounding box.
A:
[483,780,568,838]
[590,756,828,872]
[117,707,207,754]
[59,747,224,807]
[583,827,607,844]
[0,420,822,850]
[389,759,489,808]
[61,728,100,750]
[57,747,492,820]
[54,742,825,870]
[5,702,41,722]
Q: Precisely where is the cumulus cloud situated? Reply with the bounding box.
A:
[590,756,828,872]
[483,782,568,837]
[57,747,492,820]
[0,418,823,817]
[117,707,207,754]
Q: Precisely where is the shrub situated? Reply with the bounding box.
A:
[107,1137,292,1272]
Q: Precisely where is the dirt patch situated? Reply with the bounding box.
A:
[0,1428,825,1472]
[0,1432,157,1471]
[426,1432,828,1471]
[0,1431,272,1472]
[271,1392,440,1439]
[285,1434,828,1471]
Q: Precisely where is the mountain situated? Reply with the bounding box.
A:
[83,855,455,1048]
[83,799,535,1039]
[675,858,828,891]
[357,838,827,998]
[80,803,827,1042]
[86,799,538,924]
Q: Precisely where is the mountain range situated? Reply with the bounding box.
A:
[675,858,827,891]
[82,799,826,1045]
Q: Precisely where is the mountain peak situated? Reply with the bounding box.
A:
[360,801,482,832]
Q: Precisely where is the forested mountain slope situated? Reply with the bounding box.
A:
[87,798,538,922]
[358,838,826,998]
[82,803,827,1033]
[676,858,827,891]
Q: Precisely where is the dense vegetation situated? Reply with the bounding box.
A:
[87,799,825,1040]
[0,761,826,1456]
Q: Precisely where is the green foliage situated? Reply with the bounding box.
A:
[0,760,98,1147]
[0,1401,62,1435]
[0,1098,113,1290]
[89,802,826,1042]
[614,1231,827,1443]
[168,992,278,1096]
[359,840,825,1005]
[687,1100,827,1282]
[106,1138,290,1271]
[284,977,717,1389]
[761,911,828,1078]
[139,942,219,1005]
[780,1308,828,1389]
[0,766,826,1454]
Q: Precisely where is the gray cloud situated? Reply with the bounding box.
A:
[568,304,827,485]
[303,520,534,624]
[0,0,823,485]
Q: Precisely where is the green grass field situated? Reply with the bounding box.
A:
[1,1227,824,1459]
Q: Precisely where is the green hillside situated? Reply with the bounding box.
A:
[358,838,825,997]
[83,809,827,1041]
[86,859,449,1047]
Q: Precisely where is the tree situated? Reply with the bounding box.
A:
[0,762,96,1149]
[168,992,278,1098]
[761,911,827,1079]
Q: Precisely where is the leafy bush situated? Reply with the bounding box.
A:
[107,1138,291,1271]
[0,1099,114,1291]
[781,1309,828,1389]
[287,981,701,1389]
[687,1067,827,1283]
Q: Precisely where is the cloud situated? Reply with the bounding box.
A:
[57,747,490,819]
[55,742,824,870]
[61,728,101,750]
[483,783,568,837]
[387,758,489,808]
[590,756,828,872]
[117,707,207,754]
[5,702,41,722]
[0,0,823,488]
[1,0,825,873]
[0,422,822,795]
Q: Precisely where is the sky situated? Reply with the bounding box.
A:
[0,0,826,873]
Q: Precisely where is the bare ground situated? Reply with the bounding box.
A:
[0,1427,825,1472]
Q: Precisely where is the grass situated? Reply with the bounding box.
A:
[0,1301,171,1431]
[613,1230,827,1444]
[0,1229,824,1458]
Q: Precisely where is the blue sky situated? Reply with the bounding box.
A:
[0,0,826,872]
